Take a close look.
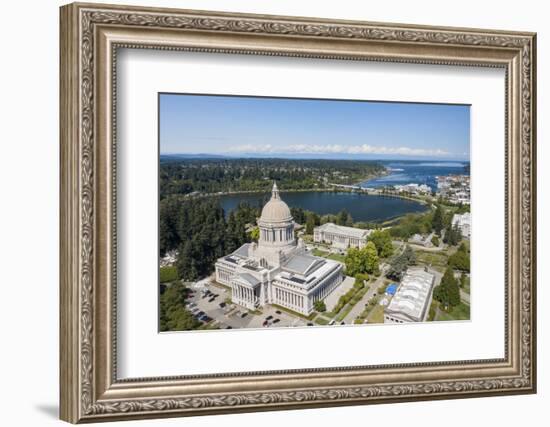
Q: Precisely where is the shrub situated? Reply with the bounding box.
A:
[314,300,326,312]
[431,235,440,247]
[160,266,179,283]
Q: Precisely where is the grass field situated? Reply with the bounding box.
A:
[414,250,449,272]
[312,248,329,257]
[159,266,178,283]
[326,252,346,262]
[367,305,385,324]
[435,302,470,321]
[314,316,331,325]
[271,304,317,321]
[311,248,346,263]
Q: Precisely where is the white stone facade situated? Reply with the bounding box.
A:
[313,222,371,249]
[451,212,471,239]
[215,183,344,315]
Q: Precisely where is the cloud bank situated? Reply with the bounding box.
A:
[228,143,450,157]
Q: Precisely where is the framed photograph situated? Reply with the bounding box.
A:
[60,2,537,423]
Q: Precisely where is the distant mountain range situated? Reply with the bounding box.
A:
[160,153,230,160]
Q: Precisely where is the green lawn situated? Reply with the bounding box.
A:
[271,304,317,321]
[314,316,330,325]
[435,302,470,321]
[159,266,178,283]
[311,248,346,263]
[367,305,385,324]
[327,253,346,262]
[414,250,449,272]
[312,248,329,257]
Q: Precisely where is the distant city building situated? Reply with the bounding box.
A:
[384,268,436,323]
[452,212,471,239]
[313,223,372,249]
[436,175,470,205]
[394,183,431,195]
[215,182,343,315]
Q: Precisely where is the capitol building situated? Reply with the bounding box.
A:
[215,182,343,315]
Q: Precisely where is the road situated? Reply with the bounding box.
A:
[342,263,390,324]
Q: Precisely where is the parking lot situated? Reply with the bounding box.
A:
[186,280,309,330]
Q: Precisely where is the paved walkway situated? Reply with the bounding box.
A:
[342,265,389,324]
[460,289,470,304]
[324,276,355,312]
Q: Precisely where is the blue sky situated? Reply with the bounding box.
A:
[159,93,470,160]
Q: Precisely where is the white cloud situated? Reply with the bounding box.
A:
[228,143,450,157]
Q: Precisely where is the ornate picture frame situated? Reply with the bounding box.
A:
[60,2,536,423]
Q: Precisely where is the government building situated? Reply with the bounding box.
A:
[384,267,435,323]
[215,183,343,315]
[313,222,372,249]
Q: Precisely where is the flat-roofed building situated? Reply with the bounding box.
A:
[313,222,371,249]
[384,268,435,323]
[452,212,471,239]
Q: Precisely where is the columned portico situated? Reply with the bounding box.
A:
[215,182,344,316]
[230,274,260,310]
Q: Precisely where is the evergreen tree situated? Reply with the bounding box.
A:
[386,245,415,280]
[160,282,201,331]
[448,242,470,271]
[432,204,444,235]
[336,209,351,226]
[305,213,316,235]
[433,266,461,309]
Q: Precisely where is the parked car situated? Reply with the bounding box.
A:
[328,319,336,325]
[275,310,282,315]
[262,320,269,327]
[188,302,196,308]
[240,312,248,318]
[197,311,205,317]
[266,315,273,321]
[272,318,280,323]
[225,325,233,329]
[307,322,314,326]
[218,302,226,308]
[208,297,215,303]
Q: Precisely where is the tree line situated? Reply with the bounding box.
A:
[160,196,258,281]
[160,158,385,199]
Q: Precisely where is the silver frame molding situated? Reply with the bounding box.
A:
[60,2,537,423]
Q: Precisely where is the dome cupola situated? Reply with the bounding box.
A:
[259,182,293,224]
[257,182,295,249]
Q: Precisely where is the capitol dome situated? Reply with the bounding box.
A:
[259,182,293,224]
